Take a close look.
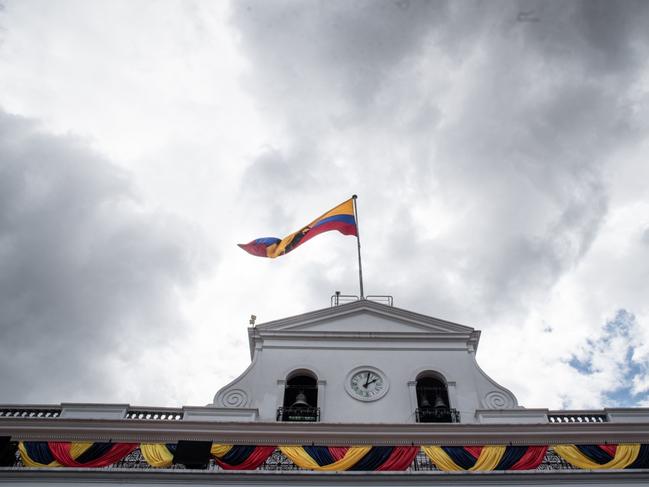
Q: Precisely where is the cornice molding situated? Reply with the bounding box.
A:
[255,300,475,333]
[3,418,649,445]
[2,467,649,485]
[247,300,483,356]
[255,331,479,351]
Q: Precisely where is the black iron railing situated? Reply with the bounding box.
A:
[331,292,394,306]
[415,407,460,423]
[331,293,360,306]
[276,406,320,422]
[365,295,394,306]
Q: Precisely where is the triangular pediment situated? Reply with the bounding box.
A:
[255,300,475,335]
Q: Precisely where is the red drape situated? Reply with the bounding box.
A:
[215,446,276,470]
[377,446,420,471]
[464,446,483,459]
[599,444,617,457]
[328,447,349,461]
[49,442,136,468]
[510,446,548,470]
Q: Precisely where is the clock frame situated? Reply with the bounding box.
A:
[344,366,389,402]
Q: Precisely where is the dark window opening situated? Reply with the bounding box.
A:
[415,376,459,423]
[277,373,319,422]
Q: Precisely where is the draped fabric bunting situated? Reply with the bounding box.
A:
[210,444,276,470]
[141,443,274,470]
[280,446,371,471]
[627,444,649,469]
[597,444,617,457]
[140,443,176,468]
[496,445,548,470]
[18,442,60,467]
[18,441,649,471]
[422,445,548,471]
[48,442,137,467]
[356,446,420,471]
[553,444,641,470]
[19,441,136,468]
[423,445,505,471]
[328,446,349,461]
[277,445,417,471]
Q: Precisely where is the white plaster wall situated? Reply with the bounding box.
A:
[215,337,516,423]
[214,305,518,423]
[282,313,456,333]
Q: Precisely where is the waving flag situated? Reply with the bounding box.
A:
[238,198,358,258]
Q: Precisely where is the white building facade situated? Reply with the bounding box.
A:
[214,299,518,424]
[1,298,649,485]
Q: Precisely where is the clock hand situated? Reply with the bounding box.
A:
[367,378,378,386]
[364,372,371,387]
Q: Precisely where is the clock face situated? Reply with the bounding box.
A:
[346,367,389,401]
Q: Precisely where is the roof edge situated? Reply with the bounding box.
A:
[255,299,476,333]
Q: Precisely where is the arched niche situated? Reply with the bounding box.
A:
[279,369,319,422]
[415,371,456,423]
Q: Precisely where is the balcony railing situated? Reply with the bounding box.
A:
[0,406,61,418]
[125,409,184,421]
[276,406,320,422]
[415,407,460,423]
[548,412,608,423]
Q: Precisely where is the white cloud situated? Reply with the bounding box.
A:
[0,109,213,404]
[0,0,648,409]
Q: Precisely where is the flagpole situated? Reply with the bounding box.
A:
[352,195,364,299]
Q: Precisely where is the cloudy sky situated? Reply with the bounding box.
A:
[1,0,648,411]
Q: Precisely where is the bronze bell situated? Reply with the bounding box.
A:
[433,395,447,409]
[291,390,310,407]
[420,396,431,407]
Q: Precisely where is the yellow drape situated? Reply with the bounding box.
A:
[140,444,174,468]
[18,442,60,468]
[279,446,371,471]
[473,446,506,470]
[68,442,94,458]
[422,445,506,471]
[553,444,640,469]
[211,444,234,458]
[18,441,94,468]
[421,446,463,471]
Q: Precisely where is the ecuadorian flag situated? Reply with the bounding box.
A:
[238,198,357,258]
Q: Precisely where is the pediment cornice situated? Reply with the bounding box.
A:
[248,300,480,355]
[256,300,474,333]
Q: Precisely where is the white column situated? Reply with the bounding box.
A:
[447,381,458,421]
[407,380,418,423]
[317,380,326,422]
[276,379,286,421]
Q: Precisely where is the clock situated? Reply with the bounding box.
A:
[345,366,389,402]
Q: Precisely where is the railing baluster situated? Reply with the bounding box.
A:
[547,412,608,423]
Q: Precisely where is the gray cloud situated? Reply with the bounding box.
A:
[231,0,648,323]
[0,109,211,404]
[228,1,649,409]
[523,1,649,77]
[233,0,448,119]
[0,0,644,410]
